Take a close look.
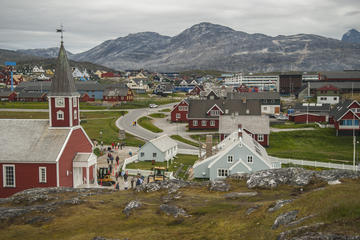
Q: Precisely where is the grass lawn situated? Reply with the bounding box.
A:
[0,101,109,110]
[148,113,166,118]
[159,108,171,112]
[137,116,163,133]
[0,111,49,119]
[126,154,198,179]
[271,121,318,129]
[170,135,200,148]
[268,128,355,164]
[190,133,220,145]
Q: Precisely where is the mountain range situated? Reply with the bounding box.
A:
[4,22,360,72]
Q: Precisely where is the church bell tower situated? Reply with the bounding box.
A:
[48,27,80,128]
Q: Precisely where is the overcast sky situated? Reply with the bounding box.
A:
[0,0,359,53]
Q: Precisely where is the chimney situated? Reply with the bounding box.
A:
[205,135,213,158]
[238,124,242,138]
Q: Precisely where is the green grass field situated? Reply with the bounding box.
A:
[271,122,318,129]
[170,135,200,148]
[137,116,163,133]
[148,113,166,118]
[267,128,355,164]
[126,154,198,179]
[0,101,109,110]
[159,108,171,112]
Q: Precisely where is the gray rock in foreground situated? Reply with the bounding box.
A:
[137,179,208,193]
[224,192,258,199]
[123,200,142,217]
[268,199,293,212]
[289,232,360,240]
[246,168,360,189]
[160,204,189,218]
[209,181,230,192]
[272,210,298,230]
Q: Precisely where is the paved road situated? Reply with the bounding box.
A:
[0,108,126,112]
[115,103,197,150]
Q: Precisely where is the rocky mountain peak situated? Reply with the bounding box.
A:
[341,28,360,43]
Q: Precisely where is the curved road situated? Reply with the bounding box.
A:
[116,104,197,150]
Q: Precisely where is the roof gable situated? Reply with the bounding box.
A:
[206,104,224,114]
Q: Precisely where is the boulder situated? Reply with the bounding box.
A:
[277,223,325,240]
[123,200,142,217]
[224,192,258,199]
[272,210,298,230]
[209,181,230,192]
[268,199,293,212]
[246,205,260,215]
[289,232,360,240]
[159,204,189,218]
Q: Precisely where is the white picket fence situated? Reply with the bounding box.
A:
[269,156,359,171]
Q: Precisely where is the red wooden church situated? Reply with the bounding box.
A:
[0,41,97,198]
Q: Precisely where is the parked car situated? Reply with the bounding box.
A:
[275,114,288,121]
[149,103,158,108]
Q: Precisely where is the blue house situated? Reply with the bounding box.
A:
[193,128,280,181]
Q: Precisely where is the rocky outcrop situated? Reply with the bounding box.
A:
[159,204,189,218]
[288,232,360,240]
[277,223,325,240]
[209,181,230,192]
[123,200,142,217]
[246,168,360,189]
[268,199,293,212]
[272,210,299,230]
[246,205,261,215]
[224,192,258,199]
[342,29,360,44]
[137,179,209,193]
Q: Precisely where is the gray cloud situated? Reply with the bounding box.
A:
[0,0,359,53]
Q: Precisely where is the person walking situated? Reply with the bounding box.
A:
[112,142,115,149]
[124,171,128,181]
[116,156,119,166]
[115,182,120,190]
[130,176,135,189]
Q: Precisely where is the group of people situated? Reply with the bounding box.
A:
[132,121,137,126]
[114,171,146,191]
[111,142,124,150]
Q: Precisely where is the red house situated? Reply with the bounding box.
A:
[0,90,17,101]
[188,85,204,96]
[80,92,95,102]
[0,41,97,198]
[288,103,331,123]
[103,86,134,102]
[171,99,189,122]
[331,100,360,136]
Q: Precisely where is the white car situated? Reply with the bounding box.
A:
[149,104,158,108]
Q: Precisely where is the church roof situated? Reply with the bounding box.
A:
[48,42,80,97]
[0,119,70,163]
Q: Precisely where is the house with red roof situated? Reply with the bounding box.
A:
[316,84,340,105]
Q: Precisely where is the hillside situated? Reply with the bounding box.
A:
[1,168,360,240]
[17,47,74,58]
[71,22,360,72]
[0,49,41,65]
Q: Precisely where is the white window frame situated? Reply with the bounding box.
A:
[217,168,228,177]
[178,106,183,111]
[257,134,264,142]
[55,97,65,108]
[3,164,15,187]
[140,152,144,157]
[227,155,233,163]
[39,167,47,183]
[210,110,220,116]
[247,155,253,164]
[176,113,180,119]
[210,120,215,126]
[73,97,77,107]
[183,106,188,111]
[74,110,78,120]
[193,120,198,126]
[57,110,64,120]
[202,120,207,126]
[153,153,157,158]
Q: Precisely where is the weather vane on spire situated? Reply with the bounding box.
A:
[56,24,65,44]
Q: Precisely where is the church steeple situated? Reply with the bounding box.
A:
[48,29,80,128]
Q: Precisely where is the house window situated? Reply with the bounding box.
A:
[74,110,77,120]
[210,120,215,126]
[217,169,229,177]
[193,120,198,126]
[57,110,64,120]
[247,155,253,163]
[333,97,337,101]
[73,97,77,107]
[3,165,15,187]
[183,106,188,111]
[141,152,144,157]
[178,106,183,111]
[55,97,65,107]
[263,106,268,111]
[153,153,157,158]
[202,120,207,126]
[227,155,233,163]
[176,113,180,119]
[340,119,359,126]
[257,134,264,142]
[39,167,47,183]
[210,110,220,116]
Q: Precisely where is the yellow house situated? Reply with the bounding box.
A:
[46,69,54,75]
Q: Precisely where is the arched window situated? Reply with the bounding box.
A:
[57,110,64,120]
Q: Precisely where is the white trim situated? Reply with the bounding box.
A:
[217,168,229,178]
[55,128,74,163]
[48,98,52,127]
[3,164,15,187]
[257,134,264,142]
[193,120,198,126]
[227,155,233,163]
[56,161,59,187]
[247,155,253,164]
[79,126,95,148]
[55,97,65,108]
[346,100,360,109]
[57,110,64,120]
[0,160,56,164]
[69,98,73,127]
[210,120,215,126]
[39,166,47,183]
[338,109,360,121]
[206,104,224,114]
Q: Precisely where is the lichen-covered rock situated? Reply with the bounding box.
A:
[277,223,325,240]
[289,232,360,240]
[272,210,299,230]
[246,168,360,189]
[136,179,208,193]
[159,204,189,218]
[224,192,258,199]
[209,181,230,192]
[268,199,293,212]
[123,200,142,217]
[246,205,260,215]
